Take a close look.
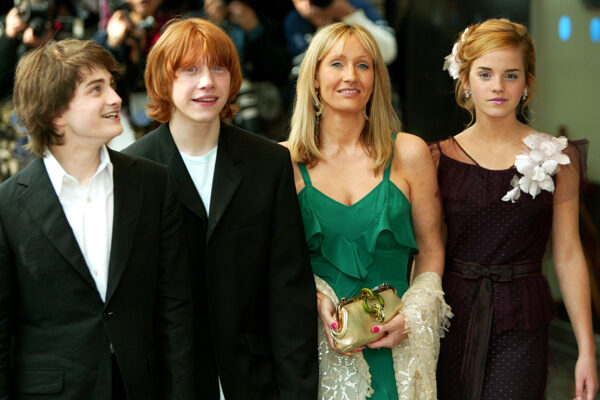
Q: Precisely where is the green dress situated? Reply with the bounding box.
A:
[297,161,418,400]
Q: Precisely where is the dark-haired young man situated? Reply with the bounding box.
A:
[0,39,194,399]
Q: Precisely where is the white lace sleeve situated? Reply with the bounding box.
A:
[392,272,453,400]
[314,275,373,400]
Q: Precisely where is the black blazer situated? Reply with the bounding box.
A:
[0,149,194,400]
[124,123,318,400]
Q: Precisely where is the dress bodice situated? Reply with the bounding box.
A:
[435,140,553,265]
[297,162,418,299]
[430,135,587,334]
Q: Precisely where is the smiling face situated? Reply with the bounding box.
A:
[314,35,374,118]
[53,67,122,148]
[466,47,527,121]
[170,58,231,129]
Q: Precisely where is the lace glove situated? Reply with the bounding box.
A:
[393,272,453,400]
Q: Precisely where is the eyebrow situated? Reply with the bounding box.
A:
[476,66,521,72]
[326,53,372,61]
[84,78,106,87]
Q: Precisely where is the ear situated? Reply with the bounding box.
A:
[461,77,469,91]
[52,112,67,132]
[314,78,320,89]
[460,70,470,90]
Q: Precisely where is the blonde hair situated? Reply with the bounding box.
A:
[452,18,536,124]
[288,22,400,171]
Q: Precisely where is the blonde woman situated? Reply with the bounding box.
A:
[283,22,451,399]
[432,18,597,400]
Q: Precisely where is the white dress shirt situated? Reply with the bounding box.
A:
[44,146,114,302]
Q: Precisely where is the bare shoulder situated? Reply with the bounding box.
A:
[393,132,432,166]
[278,141,304,193]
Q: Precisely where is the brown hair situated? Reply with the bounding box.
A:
[144,18,242,122]
[288,22,399,171]
[13,39,118,157]
[452,18,536,123]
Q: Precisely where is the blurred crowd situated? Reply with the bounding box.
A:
[0,0,398,183]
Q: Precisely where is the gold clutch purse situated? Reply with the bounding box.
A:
[331,284,404,353]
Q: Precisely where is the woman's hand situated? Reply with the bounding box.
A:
[366,312,409,349]
[574,351,598,400]
[316,291,364,356]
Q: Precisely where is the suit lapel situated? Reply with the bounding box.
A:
[156,124,208,221]
[206,123,243,242]
[16,158,97,290]
[104,150,142,304]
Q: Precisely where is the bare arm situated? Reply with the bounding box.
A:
[399,134,444,278]
[369,133,445,349]
[552,194,598,400]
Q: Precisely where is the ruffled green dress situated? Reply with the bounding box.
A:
[298,161,418,400]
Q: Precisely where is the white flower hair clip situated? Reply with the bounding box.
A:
[502,133,571,203]
[443,27,470,80]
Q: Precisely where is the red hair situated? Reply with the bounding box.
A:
[144,18,242,122]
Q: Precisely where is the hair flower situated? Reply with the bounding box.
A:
[502,133,570,203]
[443,28,469,80]
[443,42,461,80]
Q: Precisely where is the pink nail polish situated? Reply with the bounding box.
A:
[371,326,380,333]
[331,322,338,330]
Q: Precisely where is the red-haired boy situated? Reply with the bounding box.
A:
[124,18,318,400]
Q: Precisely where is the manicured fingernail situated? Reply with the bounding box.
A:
[371,326,379,333]
[331,322,338,330]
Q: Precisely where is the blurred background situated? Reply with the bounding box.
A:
[0,0,598,396]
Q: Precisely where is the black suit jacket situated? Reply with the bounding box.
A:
[0,149,194,400]
[124,123,318,400]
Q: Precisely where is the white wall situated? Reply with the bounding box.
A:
[530,0,600,183]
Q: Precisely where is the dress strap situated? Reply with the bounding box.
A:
[451,136,480,166]
[383,132,397,180]
[297,162,312,186]
[383,161,392,180]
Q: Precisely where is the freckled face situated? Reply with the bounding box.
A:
[314,36,374,117]
[466,47,527,121]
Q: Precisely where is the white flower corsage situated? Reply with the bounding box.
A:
[443,42,461,80]
[502,133,571,203]
[443,28,470,80]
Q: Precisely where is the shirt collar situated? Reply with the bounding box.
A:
[44,145,114,195]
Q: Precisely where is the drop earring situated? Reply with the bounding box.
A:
[522,89,528,101]
[465,88,471,98]
[314,91,323,117]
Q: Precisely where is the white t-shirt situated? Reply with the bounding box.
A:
[180,146,218,216]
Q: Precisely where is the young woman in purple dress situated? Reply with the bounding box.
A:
[430,18,598,400]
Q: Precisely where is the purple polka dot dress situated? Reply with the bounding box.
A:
[430,136,587,400]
